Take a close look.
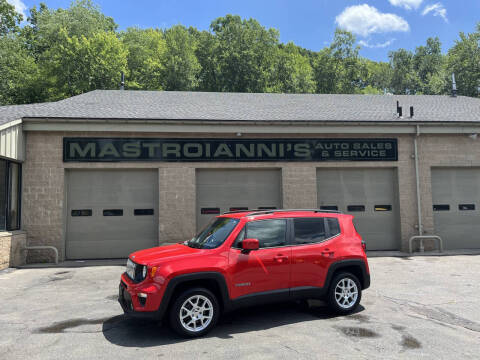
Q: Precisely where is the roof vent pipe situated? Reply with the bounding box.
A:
[410,106,414,118]
[396,101,403,117]
[120,72,125,90]
[451,73,457,97]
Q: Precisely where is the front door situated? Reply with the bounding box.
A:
[228,219,292,299]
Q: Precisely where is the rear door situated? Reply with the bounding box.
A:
[228,219,292,299]
[290,217,341,290]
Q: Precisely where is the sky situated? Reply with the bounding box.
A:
[8,0,480,62]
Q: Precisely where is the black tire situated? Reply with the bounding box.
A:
[169,287,220,337]
[327,272,362,314]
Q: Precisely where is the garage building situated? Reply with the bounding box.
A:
[1,90,480,266]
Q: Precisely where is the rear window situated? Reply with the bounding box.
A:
[326,217,341,237]
[293,218,326,244]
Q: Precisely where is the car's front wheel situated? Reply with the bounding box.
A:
[169,287,219,337]
[327,272,362,314]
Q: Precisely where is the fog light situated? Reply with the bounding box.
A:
[138,292,147,307]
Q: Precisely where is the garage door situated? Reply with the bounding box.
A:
[317,168,400,250]
[432,168,480,250]
[196,169,282,231]
[66,170,158,259]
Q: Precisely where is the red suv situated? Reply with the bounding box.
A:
[118,209,370,337]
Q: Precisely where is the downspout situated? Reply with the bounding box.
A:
[414,125,423,237]
[408,124,444,253]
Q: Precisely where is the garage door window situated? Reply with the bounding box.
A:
[103,209,123,216]
[247,219,287,248]
[293,218,326,244]
[374,205,392,211]
[320,205,338,211]
[433,204,450,211]
[71,209,92,217]
[459,204,475,211]
[134,209,154,216]
[348,205,365,212]
[0,159,21,231]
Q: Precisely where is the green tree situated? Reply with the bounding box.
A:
[161,25,200,91]
[389,48,420,94]
[413,37,446,94]
[312,48,336,93]
[43,29,127,99]
[22,0,117,58]
[210,15,279,92]
[190,28,220,91]
[122,28,166,90]
[312,29,362,94]
[362,60,392,93]
[447,23,480,97]
[270,42,315,93]
[0,0,22,35]
[0,37,41,105]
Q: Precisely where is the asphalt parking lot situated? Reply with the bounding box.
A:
[1,256,479,360]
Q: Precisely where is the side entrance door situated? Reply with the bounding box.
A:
[228,219,292,300]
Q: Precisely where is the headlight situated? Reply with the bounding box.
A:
[126,259,147,282]
[126,259,135,279]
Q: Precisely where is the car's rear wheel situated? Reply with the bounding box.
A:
[327,272,362,314]
[169,287,219,337]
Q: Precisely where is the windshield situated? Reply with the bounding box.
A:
[186,217,239,249]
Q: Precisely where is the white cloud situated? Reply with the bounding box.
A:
[335,4,410,37]
[358,38,396,48]
[6,0,27,18]
[422,3,448,23]
[389,0,424,10]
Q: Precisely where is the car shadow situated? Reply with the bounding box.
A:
[102,301,365,347]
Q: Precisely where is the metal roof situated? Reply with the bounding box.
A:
[1,90,480,126]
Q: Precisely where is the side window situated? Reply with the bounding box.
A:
[293,218,326,244]
[326,218,341,237]
[246,219,287,248]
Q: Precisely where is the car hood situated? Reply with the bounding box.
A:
[129,243,203,266]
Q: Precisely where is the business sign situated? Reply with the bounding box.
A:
[63,138,398,162]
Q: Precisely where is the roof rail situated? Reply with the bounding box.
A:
[247,208,342,216]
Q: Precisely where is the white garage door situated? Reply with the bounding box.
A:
[196,169,282,231]
[66,169,158,259]
[317,168,400,250]
[432,168,480,250]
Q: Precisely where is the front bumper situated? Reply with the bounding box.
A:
[118,273,164,319]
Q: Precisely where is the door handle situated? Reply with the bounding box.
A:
[274,254,288,263]
[321,249,334,257]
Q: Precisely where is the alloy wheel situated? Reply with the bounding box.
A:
[334,278,359,309]
[179,294,214,332]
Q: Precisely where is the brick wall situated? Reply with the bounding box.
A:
[21,130,480,262]
[0,231,27,269]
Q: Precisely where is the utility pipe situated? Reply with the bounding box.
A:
[414,125,424,250]
[414,125,423,236]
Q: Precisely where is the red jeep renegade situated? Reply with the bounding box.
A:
[118,209,370,337]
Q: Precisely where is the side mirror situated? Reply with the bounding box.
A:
[241,238,259,252]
